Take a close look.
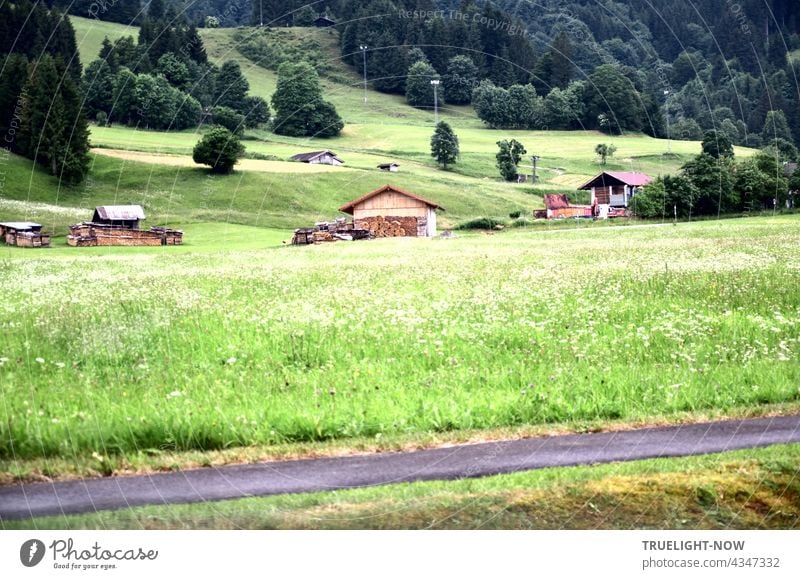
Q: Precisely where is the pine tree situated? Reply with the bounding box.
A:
[214,61,250,113]
[19,56,89,184]
[430,121,459,169]
[550,32,574,89]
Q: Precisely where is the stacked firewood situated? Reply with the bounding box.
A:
[361,216,410,237]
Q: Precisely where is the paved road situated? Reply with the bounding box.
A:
[2,415,799,521]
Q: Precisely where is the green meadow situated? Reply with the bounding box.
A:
[1,217,798,470]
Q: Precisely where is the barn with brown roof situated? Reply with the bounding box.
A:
[339,184,443,237]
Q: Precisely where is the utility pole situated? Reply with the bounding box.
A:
[530,155,540,182]
[664,89,671,155]
[259,0,263,26]
[359,45,368,103]
[431,79,440,124]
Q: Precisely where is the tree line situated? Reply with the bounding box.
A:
[634,132,800,218]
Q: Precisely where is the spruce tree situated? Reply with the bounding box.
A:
[19,55,89,184]
[430,121,459,169]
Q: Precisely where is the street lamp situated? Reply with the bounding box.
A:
[664,89,671,155]
[359,45,368,103]
[530,155,540,182]
[430,79,440,124]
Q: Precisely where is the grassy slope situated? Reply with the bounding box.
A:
[5,444,799,529]
[68,17,752,207]
[0,151,542,233]
[71,16,138,63]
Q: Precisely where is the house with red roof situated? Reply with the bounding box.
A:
[578,172,652,215]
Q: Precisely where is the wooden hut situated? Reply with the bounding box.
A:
[0,222,51,247]
[378,163,400,172]
[313,16,336,27]
[290,150,344,166]
[339,184,443,237]
[92,205,145,229]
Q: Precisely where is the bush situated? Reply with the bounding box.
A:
[95,111,108,126]
[509,210,522,219]
[211,106,245,136]
[192,126,245,174]
[510,217,532,228]
[455,217,506,230]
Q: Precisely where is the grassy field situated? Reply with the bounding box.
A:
[70,16,749,192]
[1,216,798,470]
[5,444,799,529]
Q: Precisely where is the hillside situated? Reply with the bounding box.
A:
[69,17,722,193]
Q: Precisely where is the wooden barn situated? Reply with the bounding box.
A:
[377,163,400,172]
[579,172,652,211]
[339,184,443,237]
[0,222,51,248]
[290,150,344,166]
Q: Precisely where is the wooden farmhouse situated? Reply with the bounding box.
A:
[0,222,51,248]
[339,184,443,237]
[377,163,400,172]
[290,150,344,166]
[579,171,652,213]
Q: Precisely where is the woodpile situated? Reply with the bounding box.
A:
[356,215,421,237]
[13,232,51,248]
[292,218,374,245]
[0,223,51,248]
[67,223,183,247]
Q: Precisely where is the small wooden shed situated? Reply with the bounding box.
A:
[290,150,344,166]
[378,163,400,172]
[92,205,145,229]
[313,16,336,27]
[339,184,443,237]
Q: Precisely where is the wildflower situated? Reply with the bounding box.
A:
[168,390,182,398]
[35,357,45,364]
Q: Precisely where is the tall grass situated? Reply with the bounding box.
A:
[1,218,799,461]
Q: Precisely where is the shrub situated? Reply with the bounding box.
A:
[509,210,522,219]
[192,126,245,174]
[455,217,506,230]
[95,111,108,126]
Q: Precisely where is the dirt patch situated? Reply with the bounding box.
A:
[92,148,356,173]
